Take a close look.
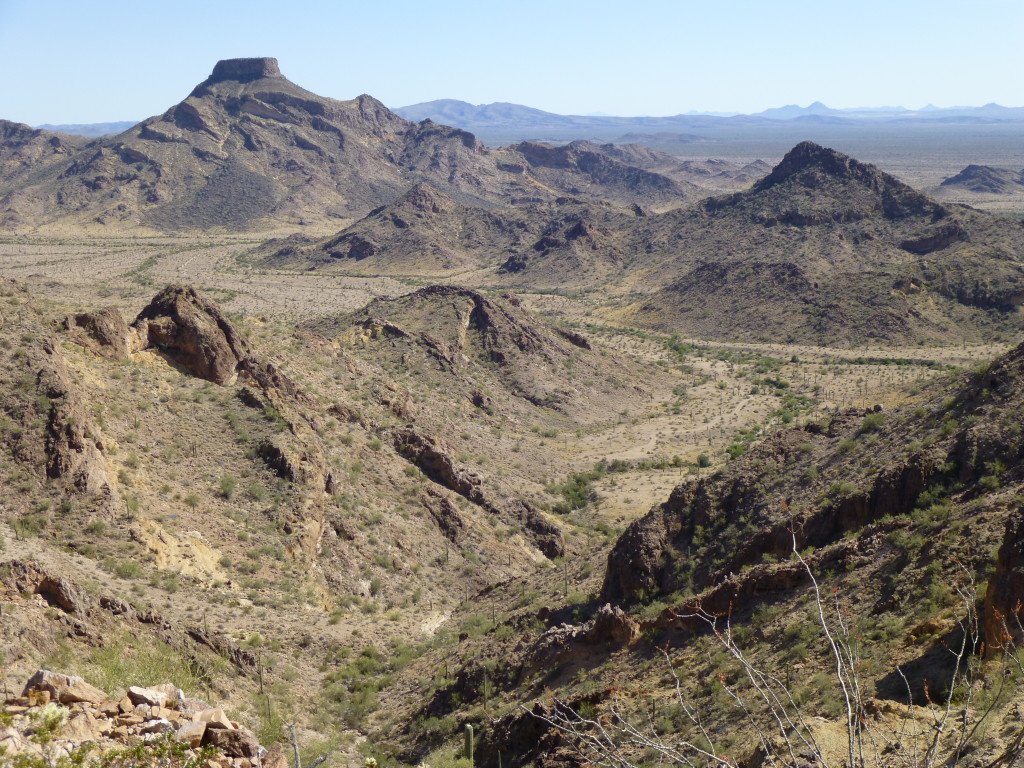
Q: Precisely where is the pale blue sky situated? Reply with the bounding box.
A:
[1,0,1020,125]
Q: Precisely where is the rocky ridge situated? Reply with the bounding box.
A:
[0,58,697,233]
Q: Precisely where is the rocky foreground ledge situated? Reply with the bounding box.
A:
[1,670,285,768]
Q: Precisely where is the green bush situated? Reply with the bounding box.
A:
[218,475,237,499]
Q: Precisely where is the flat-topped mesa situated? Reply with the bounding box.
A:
[204,57,282,85]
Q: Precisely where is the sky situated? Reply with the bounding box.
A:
[0,0,1021,125]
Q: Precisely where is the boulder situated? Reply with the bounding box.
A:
[149,683,185,705]
[262,743,289,768]
[63,307,134,359]
[586,603,641,647]
[132,286,250,385]
[194,708,233,730]
[37,574,91,615]
[127,686,167,708]
[141,718,175,736]
[179,696,212,715]
[59,712,104,742]
[176,720,207,748]
[203,726,260,758]
[22,670,107,706]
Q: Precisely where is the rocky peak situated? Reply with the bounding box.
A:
[737,140,949,222]
[753,141,878,191]
[206,57,282,84]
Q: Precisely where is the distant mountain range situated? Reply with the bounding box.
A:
[38,101,1024,140]
[35,121,138,138]
[395,99,1024,125]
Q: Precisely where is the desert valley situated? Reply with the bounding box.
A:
[3,56,1024,768]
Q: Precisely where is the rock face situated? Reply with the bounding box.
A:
[65,285,262,386]
[133,285,250,384]
[31,338,113,495]
[204,57,282,85]
[63,307,134,358]
[985,510,1024,656]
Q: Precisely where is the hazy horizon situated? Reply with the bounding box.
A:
[2,0,1022,125]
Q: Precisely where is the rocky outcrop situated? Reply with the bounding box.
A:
[63,307,134,358]
[64,286,261,386]
[204,57,282,85]
[394,427,563,557]
[33,338,112,496]
[21,670,107,706]
[133,286,250,385]
[602,419,937,605]
[984,510,1024,657]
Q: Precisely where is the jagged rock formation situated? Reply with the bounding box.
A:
[392,426,563,557]
[598,337,1024,680]
[67,286,250,385]
[62,285,336,560]
[133,285,251,384]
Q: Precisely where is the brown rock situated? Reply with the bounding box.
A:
[203,727,260,758]
[63,307,133,358]
[176,720,207,748]
[60,712,104,741]
[22,670,107,706]
[586,603,641,647]
[133,286,250,385]
[26,689,51,706]
[149,683,185,705]
[262,743,289,768]
[127,686,167,707]
[179,696,212,715]
[195,708,233,730]
[37,574,91,615]
[141,718,175,735]
[985,509,1024,657]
